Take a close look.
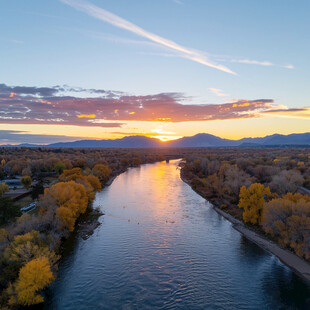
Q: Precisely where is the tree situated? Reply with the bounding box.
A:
[262,195,310,259]
[0,182,9,197]
[10,257,54,306]
[59,167,82,182]
[238,183,271,224]
[54,162,66,175]
[0,197,21,225]
[4,230,59,266]
[269,169,304,194]
[46,181,88,231]
[92,164,111,183]
[20,176,32,190]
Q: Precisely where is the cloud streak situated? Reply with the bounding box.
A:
[0,130,93,145]
[209,88,229,97]
[225,58,294,69]
[60,0,235,75]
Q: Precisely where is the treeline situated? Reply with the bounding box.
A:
[181,148,310,260]
[0,147,186,309]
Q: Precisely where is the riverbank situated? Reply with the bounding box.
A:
[180,168,310,283]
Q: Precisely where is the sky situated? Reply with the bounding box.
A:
[0,0,309,144]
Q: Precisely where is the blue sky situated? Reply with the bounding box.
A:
[0,0,309,143]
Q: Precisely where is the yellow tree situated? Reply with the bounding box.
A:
[10,257,54,306]
[47,181,88,231]
[92,164,111,183]
[0,182,9,197]
[59,167,83,182]
[238,183,271,224]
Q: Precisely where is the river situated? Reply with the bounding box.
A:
[45,160,310,309]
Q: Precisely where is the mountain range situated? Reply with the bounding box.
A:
[3,132,310,148]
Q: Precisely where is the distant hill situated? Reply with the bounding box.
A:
[2,133,310,148]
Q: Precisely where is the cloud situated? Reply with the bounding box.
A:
[60,0,235,75]
[226,58,294,69]
[209,88,229,97]
[2,83,306,126]
[231,59,273,66]
[283,64,294,69]
[260,107,310,120]
[0,130,92,145]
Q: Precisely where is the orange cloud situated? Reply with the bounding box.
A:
[232,102,250,108]
[77,114,96,118]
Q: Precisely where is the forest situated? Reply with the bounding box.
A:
[181,148,310,261]
[0,146,310,308]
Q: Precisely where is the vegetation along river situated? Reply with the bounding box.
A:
[45,160,310,309]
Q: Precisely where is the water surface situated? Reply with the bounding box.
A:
[46,160,310,309]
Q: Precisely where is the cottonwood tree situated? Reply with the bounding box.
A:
[9,257,54,306]
[238,183,271,224]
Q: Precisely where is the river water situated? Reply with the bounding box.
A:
[46,160,310,309]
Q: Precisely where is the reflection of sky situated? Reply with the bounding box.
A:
[47,160,310,309]
[1,0,310,143]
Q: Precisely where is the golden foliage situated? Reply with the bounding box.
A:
[238,183,271,224]
[0,182,9,197]
[10,257,54,306]
[262,195,310,259]
[59,167,83,182]
[47,181,88,231]
[4,230,59,266]
[92,164,111,183]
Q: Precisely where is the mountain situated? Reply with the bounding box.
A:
[238,133,310,146]
[2,133,310,148]
[48,136,162,148]
[168,133,240,147]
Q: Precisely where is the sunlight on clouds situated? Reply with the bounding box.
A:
[76,114,96,118]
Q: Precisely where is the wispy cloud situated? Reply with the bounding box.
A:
[260,108,310,120]
[209,88,229,97]
[172,0,183,5]
[227,58,294,69]
[60,0,235,75]
[0,130,92,145]
[232,59,273,66]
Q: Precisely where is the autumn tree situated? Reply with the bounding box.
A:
[59,167,83,182]
[238,183,271,224]
[92,164,111,183]
[9,257,54,306]
[4,230,59,266]
[269,169,303,194]
[0,182,9,197]
[54,162,66,175]
[46,181,88,231]
[262,194,310,259]
[20,176,32,190]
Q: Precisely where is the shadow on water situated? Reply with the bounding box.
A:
[239,235,310,309]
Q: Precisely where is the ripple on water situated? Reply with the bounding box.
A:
[46,161,310,310]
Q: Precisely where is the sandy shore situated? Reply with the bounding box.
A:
[180,171,310,284]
